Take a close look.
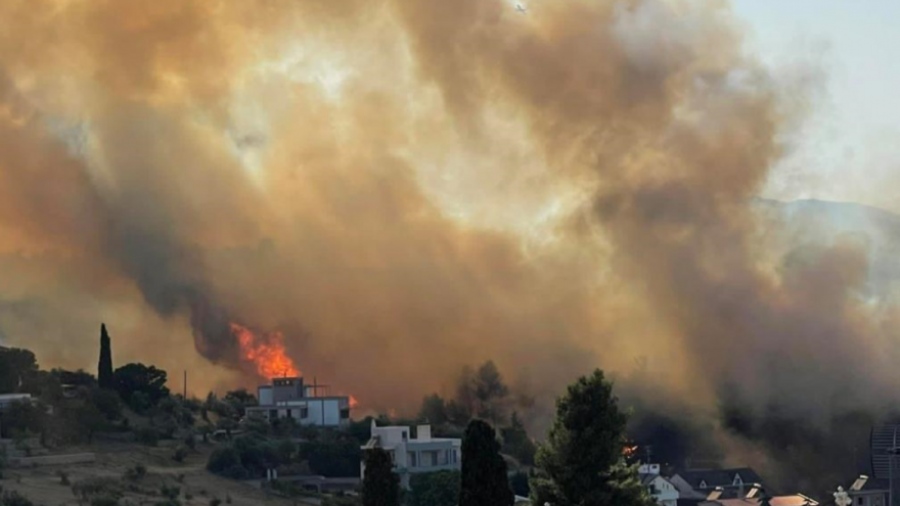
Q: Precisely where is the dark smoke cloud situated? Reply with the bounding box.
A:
[0,0,897,493]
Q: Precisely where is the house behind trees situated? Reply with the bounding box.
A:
[360,420,461,488]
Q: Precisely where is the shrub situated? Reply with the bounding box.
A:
[173,446,188,463]
[134,428,159,447]
[160,485,180,501]
[71,477,123,505]
[206,447,242,476]
[90,495,121,506]
[57,469,71,485]
[209,498,222,506]
[123,464,147,481]
[225,494,232,504]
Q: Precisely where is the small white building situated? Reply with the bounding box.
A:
[246,377,350,428]
[640,464,679,506]
[361,421,461,488]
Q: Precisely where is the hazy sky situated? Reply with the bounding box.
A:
[732,0,900,210]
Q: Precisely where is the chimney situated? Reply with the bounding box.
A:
[416,425,431,440]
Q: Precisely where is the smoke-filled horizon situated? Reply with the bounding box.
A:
[0,0,898,490]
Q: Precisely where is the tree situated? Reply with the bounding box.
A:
[407,471,460,506]
[362,448,399,506]
[501,412,536,466]
[459,419,514,506]
[98,324,114,389]
[531,369,655,506]
[418,394,448,425]
[114,363,169,411]
[0,347,38,393]
[455,361,510,424]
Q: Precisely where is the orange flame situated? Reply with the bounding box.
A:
[623,445,638,457]
[349,395,359,409]
[231,322,300,379]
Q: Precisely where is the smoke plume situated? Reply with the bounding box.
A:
[0,0,897,492]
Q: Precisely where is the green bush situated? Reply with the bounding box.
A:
[134,428,159,447]
[209,498,222,506]
[71,477,123,505]
[124,463,147,481]
[207,447,242,476]
[160,485,180,501]
[173,446,188,463]
[57,469,71,485]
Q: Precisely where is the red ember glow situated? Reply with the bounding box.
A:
[231,322,300,379]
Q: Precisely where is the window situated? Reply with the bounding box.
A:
[858,499,864,506]
[437,450,448,465]
[402,431,408,441]
[733,475,743,486]
[699,481,707,489]
[340,408,350,419]
[269,409,277,419]
[408,452,417,467]
[286,409,293,419]
[300,407,309,418]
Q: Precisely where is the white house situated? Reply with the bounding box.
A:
[360,421,461,488]
[640,464,679,506]
[245,377,350,428]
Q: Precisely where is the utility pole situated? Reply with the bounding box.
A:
[183,370,187,399]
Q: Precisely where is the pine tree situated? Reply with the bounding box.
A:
[531,369,655,506]
[459,419,514,506]
[98,323,114,389]
[362,448,399,506]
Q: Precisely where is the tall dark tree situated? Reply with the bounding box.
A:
[98,324,114,389]
[459,419,514,506]
[362,448,399,506]
[531,369,655,506]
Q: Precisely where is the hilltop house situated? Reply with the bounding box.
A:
[640,463,680,506]
[845,475,888,506]
[245,377,351,428]
[361,421,461,488]
[670,468,765,500]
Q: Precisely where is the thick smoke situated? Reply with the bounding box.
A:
[0,0,897,493]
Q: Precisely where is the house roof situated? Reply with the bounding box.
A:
[850,475,889,492]
[703,494,819,506]
[676,468,764,489]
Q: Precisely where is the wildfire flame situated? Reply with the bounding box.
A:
[623,445,639,457]
[349,395,359,409]
[231,322,300,379]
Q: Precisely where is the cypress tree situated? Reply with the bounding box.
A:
[362,447,399,506]
[98,323,114,389]
[459,419,514,506]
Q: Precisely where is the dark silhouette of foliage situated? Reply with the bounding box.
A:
[407,470,459,506]
[501,412,536,466]
[0,347,37,393]
[459,419,514,506]
[114,363,169,411]
[418,394,449,425]
[98,324,114,389]
[531,369,654,506]
[362,448,399,506]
